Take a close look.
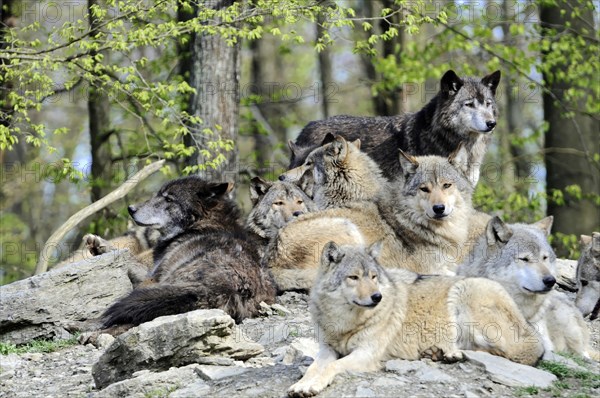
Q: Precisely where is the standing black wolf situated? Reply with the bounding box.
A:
[291,70,501,183]
[102,176,277,326]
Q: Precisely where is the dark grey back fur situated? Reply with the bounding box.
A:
[291,70,501,182]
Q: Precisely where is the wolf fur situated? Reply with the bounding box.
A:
[291,70,501,184]
[575,232,600,320]
[288,242,543,397]
[267,147,490,291]
[280,136,388,209]
[458,216,596,360]
[246,176,317,257]
[102,176,277,327]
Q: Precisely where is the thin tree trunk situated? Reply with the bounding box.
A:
[88,0,113,206]
[316,13,333,119]
[250,38,270,171]
[185,0,240,181]
[540,1,600,254]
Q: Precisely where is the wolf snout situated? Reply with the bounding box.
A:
[542,275,556,289]
[293,211,303,217]
[278,175,287,181]
[432,204,446,215]
[486,120,496,130]
[371,292,382,304]
[128,205,137,216]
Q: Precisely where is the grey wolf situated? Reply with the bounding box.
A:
[458,216,596,360]
[280,136,388,209]
[102,176,277,326]
[267,146,490,291]
[246,176,317,257]
[575,232,600,320]
[291,69,501,184]
[288,242,543,397]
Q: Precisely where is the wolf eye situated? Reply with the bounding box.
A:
[519,257,530,263]
[443,183,452,189]
[297,200,304,205]
[347,275,359,281]
[305,161,312,166]
[274,201,284,206]
[486,100,492,106]
[420,186,430,193]
[371,274,378,280]
[542,255,549,261]
[465,101,475,108]
[164,196,173,203]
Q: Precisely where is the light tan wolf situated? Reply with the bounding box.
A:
[458,216,597,360]
[575,232,600,320]
[280,136,387,209]
[288,242,543,397]
[267,145,489,291]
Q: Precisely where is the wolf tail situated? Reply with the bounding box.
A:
[102,284,199,328]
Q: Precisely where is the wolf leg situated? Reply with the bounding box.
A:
[288,346,381,397]
[83,234,116,256]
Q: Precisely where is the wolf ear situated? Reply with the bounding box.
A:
[249,177,272,205]
[322,241,345,269]
[367,240,383,260]
[580,234,593,246]
[206,182,234,199]
[321,132,336,146]
[481,70,501,96]
[327,136,349,161]
[441,70,464,96]
[288,140,299,157]
[351,139,361,150]
[533,216,553,236]
[592,232,600,254]
[486,216,513,246]
[399,149,419,177]
[448,143,469,172]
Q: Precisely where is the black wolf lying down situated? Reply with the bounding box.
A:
[102,176,277,326]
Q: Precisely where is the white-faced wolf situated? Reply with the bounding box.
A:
[290,70,501,184]
[102,176,277,327]
[287,242,543,397]
[458,217,597,360]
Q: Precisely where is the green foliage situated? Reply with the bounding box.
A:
[0,335,79,355]
[1,0,598,281]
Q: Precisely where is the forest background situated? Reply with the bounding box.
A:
[1,0,598,284]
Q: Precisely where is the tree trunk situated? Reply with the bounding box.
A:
[249,38,271,172]
[316,14,333,119]
[185,0,240,181]
[540,1,600,253]
[88,0,113,206]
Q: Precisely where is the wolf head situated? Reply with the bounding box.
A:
[287,133,336,170]
[460,216,557,313]
[313,241,392,309]
[247,176,316,239]
[396,144,474,221]
[575,232,600,318]
[280,135,386,208]
[437,70,501,137]
[128,176,237,241]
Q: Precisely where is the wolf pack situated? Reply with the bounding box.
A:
[75,70,599,397]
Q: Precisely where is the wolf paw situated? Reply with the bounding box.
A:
[421,346,445,361]
[83,234,113,256]
[443,350,464,363]
[288,377,327,398]
[421,346,464,363]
